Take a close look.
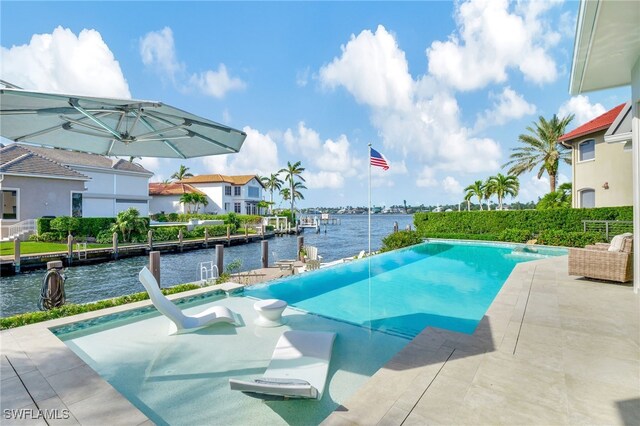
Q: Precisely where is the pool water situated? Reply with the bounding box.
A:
[53,240,566,425]
[247,241,567,337]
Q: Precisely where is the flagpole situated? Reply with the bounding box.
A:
[368,143,371,255]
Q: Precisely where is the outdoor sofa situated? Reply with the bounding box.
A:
[568,233,633,283]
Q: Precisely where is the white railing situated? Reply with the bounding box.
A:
[199,261,219,284]
[582,220,633,241]
[7,219,37,239]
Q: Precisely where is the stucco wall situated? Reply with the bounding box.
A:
[0,175,85,237]
[149,196,185,214]
[572,129,633,207]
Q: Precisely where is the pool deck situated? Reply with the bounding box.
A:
[1,255,639,425]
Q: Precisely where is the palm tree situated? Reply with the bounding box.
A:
[260,173,283,214]
[191,193,208,213]
[179,193,195,213]
[171,165,194,182]
[111,208,147,242]
[464,192,473,211]
[291,181,307,205]
[483,179,494,210]
[464,180,485,211]
[161,178,172,184]
[503,114,574,193]
[487,173,519,210]
[536,182,572,209]
[279,161,305,222]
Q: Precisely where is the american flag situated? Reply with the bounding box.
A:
[370,147,390,170]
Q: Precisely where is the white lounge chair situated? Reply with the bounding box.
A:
[138,267,241,335]
[229,330,336,399]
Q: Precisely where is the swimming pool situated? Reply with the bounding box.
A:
[247,241,567,337]
[52,240,566,424]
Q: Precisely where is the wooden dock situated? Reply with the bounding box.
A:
[1,232,275,275]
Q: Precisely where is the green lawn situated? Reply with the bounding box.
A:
[0,242,108,256]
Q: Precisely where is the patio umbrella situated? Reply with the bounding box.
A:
[0,87,246,158]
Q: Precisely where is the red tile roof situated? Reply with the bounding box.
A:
[559,103,626,142]
[149,183,205,196]
[179,174,264,188]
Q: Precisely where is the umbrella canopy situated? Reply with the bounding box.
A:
[0,88,246,159]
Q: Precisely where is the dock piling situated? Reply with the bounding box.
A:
[261,240,268,268]
[178,229,184,252]
[394,221,399,233]
[112,233,118,259]
[204,228,209,248]
[67,234,74,266]
[216,244,224,277]
[148,230,153,251]
[14,239,20,273]
[297,236,304,260]
[149,251,161,286]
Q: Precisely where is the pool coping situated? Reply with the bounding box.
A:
[2,254,637,425]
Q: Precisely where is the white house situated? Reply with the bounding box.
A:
[149,174,265,215]
[22,145,153,217]
[148,183,207,214]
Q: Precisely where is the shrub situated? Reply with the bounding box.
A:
[423,233,500,241]
[150,213,168,222]
[167,213,179,222]
[32,232,63,243]
[185,225,233,238]
[37,217,116,239]
[537,230,606,247]
[50,216,81,237]
[152,226,186,242]
[265,225,274,232]
[37,217,54,234]
[415,207,632,237]
[225,212,241,229]
[380,230,423,253]
[0,283,202,330]
[96,230,114,244]
[498,228,532,243]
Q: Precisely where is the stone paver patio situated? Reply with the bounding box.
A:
[1,256,638,425]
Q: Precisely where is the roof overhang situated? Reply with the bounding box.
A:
[604,101,632,150]
[569,0,640,95]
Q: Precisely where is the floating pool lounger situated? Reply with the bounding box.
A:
[229,330,336,399]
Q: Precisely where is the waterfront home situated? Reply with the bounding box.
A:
[161,174,265,215]
[0,144,89,239]
[559,103,633,208]
[0,143,153,239]
[148,182,207,214]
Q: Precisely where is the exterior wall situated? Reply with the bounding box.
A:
[190,179,263,214]
[0,175,84,237]
[572,130,633,207]
[149,195,186,214]
[72,166,151,217]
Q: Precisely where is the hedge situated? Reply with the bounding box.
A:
[0,283,202,330]
[380,230,423,252]
[536,230,605,247]
[415,207,632,237]
[37,217,117,239]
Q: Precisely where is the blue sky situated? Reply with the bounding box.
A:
[0,1,629,208]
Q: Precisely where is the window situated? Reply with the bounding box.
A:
[234,186,242,196]
[579,189,595,208]
[246,204,252,215]
[234,202,241,213]
[248,186,259,198]
[579,139,595,161]
[1,190,17,220]
[224,202,230,212]
[225,186,232,196]
[72,193,83,218]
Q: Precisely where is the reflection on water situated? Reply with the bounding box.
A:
[0,215,413,317]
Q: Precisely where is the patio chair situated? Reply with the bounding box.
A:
[229,330,336,399]
[568,234,633,283]
[138,267,241,335]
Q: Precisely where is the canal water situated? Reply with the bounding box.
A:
[0,215,413,317]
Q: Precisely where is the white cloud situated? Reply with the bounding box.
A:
[189,64,246,99]
[319,25,413,110]
[426,0,560,91]
[139,27,184,81]
[518,172,569,201]
[442,176,463,194]
[140,27,245,99]
[318,26,502,175]
[296,67,310,87]
[557,95,606,126]
[200,126,279,176]
[416,167,438,188]
[281,122,362,188]
[0,26,130,97]
[475,86,536,130]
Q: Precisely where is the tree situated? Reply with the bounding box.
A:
[536,182,572,209]
[179,193,195,214]
[487,173,519,210]
[111,208,147,242]
[260,173,283,214]
[483,179,494,211]
[464,192,473,211]
[464,180,486,211]
[171,165,193,182]
[191,193,208,213]
[503,114,574,193]
[279,161,305,222]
